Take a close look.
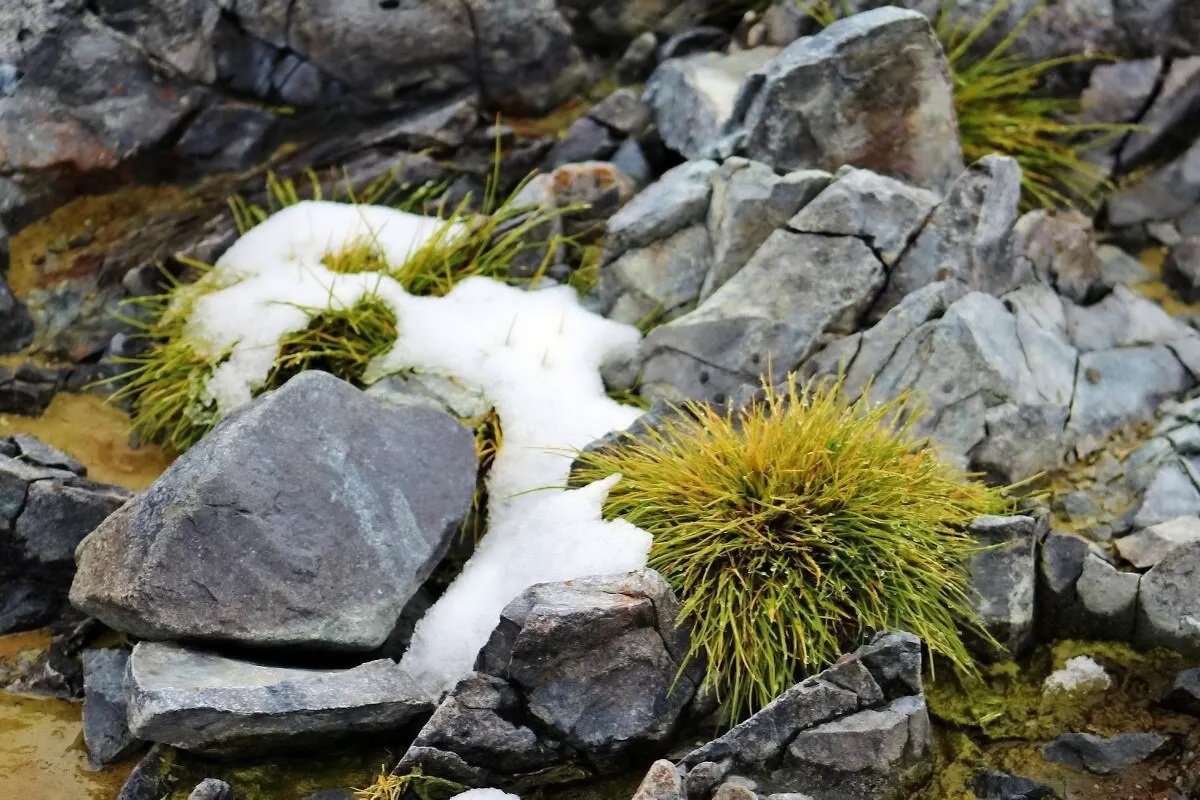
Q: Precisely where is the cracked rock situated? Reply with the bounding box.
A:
[70,371,476,652]
[1116,515,1200,568]
[967,515,1040,658]
[1135,541,1200,655]
[1042,732,1166,775]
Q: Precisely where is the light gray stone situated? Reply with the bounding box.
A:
[601,224,712,325]
[1120,57,1200,168]
[1066,345,1191,447]
[603,160,719,263]
[644,49,780,161]
[126,641,432,756]
[1136,541,1200,655]
[633,760,685,800]
[70,372,476,652]
[968,515,1038,658]
[788,167,938,266]
[1095,244,1152,286]
[1107,137,1200,226]
[728,7,962,193]
[1079,58,1164,125]
[1133,458,1200,529]
[1073,553,1140,641]
[1165,238,1200,303]
[1117,515,1200,568]
[187,779,232,800]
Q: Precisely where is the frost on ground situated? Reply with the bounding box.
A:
[178,200,652,698]
[1044,656,1112,694]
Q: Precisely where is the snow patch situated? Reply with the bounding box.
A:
[1044,656,1111,694]
[451,790,521,800]
[180,200,652,698]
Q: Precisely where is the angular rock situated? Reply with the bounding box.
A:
[640,231,885,403]
[1120,57,1200,169]
[543,117,620,169]
[967,515,1039,658]
[703,159,832,298]
[1042,732,1166,775]
[1094,244,1152,287]
[877,156,1023,314]
[82,649,142,768]
[116,744,174,800]
[644,49,779,161]
[1162,667,1200,716]
[1107,138,1200,226]
[788,167,938,266]
[1035,531,1088,641]
[14,479,129,566]
[728,8,962,193]
[1072,553,1140,641]
[603,160,719,263]
[187,779,232,800]
[71,371,476,652]
[126,641,432,757]
[711,782,756,800]
[1011,210,1104,304]
[1133,458,1200,530]
[1165,238,1200,303]
[1116,515,1200,568]
[587,89,652,139]
[973,770,1059,800]
[599,224,711,325]
[1068,346,1191,448]
[1079,58,1163,126]
[633,760,685,800]
[1136,541,1200,655]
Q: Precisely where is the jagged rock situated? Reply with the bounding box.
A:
[643,49,779,161]
[187,780,233,800]
[603,160,718,263]
[600,224,710,325]
[633,760,685,800]
[115,744,174,800]
[1094,244,1152,287]
[176,101,276,172]
[587,89,652,139]
[788,167,938,267]
[1165,238,1200,303]
[126,641,432,757]
[967,515,1040,658]
[1079,58,1163,126]
[82,649,142,768]
[703,159,831,299]
[0,271,33,354]
[727,8,962,193]
[1135,541,1200,655]
[1073,554,1140,641]
[1132,459,1200,529]
[1070,346,1191,450]
[973,770,1059,800]
[544,117,621,169]
[1162,667,1200,716]
[1043,732,1166,775]
[403,570,700,789]
[614,32,659,84]
[876,156,1023,314]
[640,230,885,403]
[71,371,476,652]
[1036,532,1140,642]
[1120,57,1200,169]
[1011,210,1104,304]
[1116,516,1200,568]
[1107,137,1200,226]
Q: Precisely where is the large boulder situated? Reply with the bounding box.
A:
[400,570,701,790]
[70,371,476,652]
[725,7,962,193]
[126,641,432,756]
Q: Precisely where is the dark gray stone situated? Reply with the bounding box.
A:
[176,102,275,171]
[127,641,432,757]
[82,648,142,768]
[1120,57,1200,169]
[544,117,620,170]
[14,478,129,566]
[1072,553,1140,642]
[1162,667,1200,716]
[968,515,1038,658]
[1165,238,1200,303]
[1107,138,1200,226]
[10,434,85,475]
[1079,58,1163,126]
[588,88,652,138]
[116,744,173,800]
[728,8,961,193]
[70,371,476,652]
[1116,516,1200,568]
[1042,732,1166,775]
[973,770,1059,799]
[1135,541,1200,655]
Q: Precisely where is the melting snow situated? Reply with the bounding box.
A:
[1044,656,1111,694]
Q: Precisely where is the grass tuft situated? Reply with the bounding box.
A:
[354,766,465,800]
[575,374,1011,720]
[267,293,400,389]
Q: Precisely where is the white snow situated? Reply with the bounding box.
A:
[1043,656,1111,694]
[450,790,520,800]
[179,200,652,698]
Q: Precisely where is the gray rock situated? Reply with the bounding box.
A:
[968,515,1039,658]
[778,695,932,799]
[176,101,275,172]
[82,649,141,768]
[544,117,620,169]
[711,782,757,800]
[1162,667,1200,715]
[1120,57,1200,168]
[1133,458,1200,529]
[614,32,659,84]
[14,479,129,566]
[854,631,924,701]
[633,760,685,800]
[70,371,476,652]
[641,231,884,403]
[1165,238,1200,303]
[1073,553,1140,641]
[600,224,712,325]
[115,744,173,800]
[703,159,832,298]
[1042,732,1166,775]
[588,89,652,138]
[788,167,938,266]
[1067,345,1191,446]
[1182,205,1200,238]
[10,434,85,475]
[1036,532,1088,640]
[1135,541,1200,655]
[1107,137,1200,226]
[877,156,1023,314]
[644,49,780,160]
[1094,244,1152,286]
[972,770,1059,799]
[604,160,719,263]
[728,8,962,193]
[659,26,731,62]
[126,641,432,757]
[187,779,232,800]
[1011,210,1104,304]
[1079,58,1164,125]
[1116,515,1200,568]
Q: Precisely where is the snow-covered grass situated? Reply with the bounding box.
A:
[121,197,651,698]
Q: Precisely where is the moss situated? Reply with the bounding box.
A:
[164,746,403,800]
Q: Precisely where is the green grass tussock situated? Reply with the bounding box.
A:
[575,375,1011,719]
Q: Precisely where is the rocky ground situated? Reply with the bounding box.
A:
[2,1,1200,800]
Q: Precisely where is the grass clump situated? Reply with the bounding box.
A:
[267,294,400,389]
[574,375,1011,719]
[801,0,1133,210]
[354,767,465,800]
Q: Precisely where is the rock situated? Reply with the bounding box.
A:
[15,478,129,566]
[643,48,779,160]
[728,8,961,193]
[1116,516,1200,568]
[614,32,659,84]
[711,781,756,800]
[967,515,1039,658]
[1072,554,1140,641]
[1042,732,1166,775]
[1079,58,1163,126]
[1107,138,1200,226]
[780,695,932,799]
[587,89,652,139]
[876,156,1023,314]
[633,760,685,800]
[71,371,476,652]
[10,434,86,475]
[0,364,58,415]
[0,580,60,635]
[176,102,276,172]
[187,779,232,800]
[1120,57,1200,169]
[404,571,699,787]
[1165,238,1200,302]
[0,272,33,354]
[611,139,653,187]
[1036,532,1088,641]
[1162,667,1200,716]
[116,744,174,800]
[1135,541,1200,655]
[1095,244,1152,286]
[544,117,621,170]
[640,230,885,403]
[972,770,1059,800]
[603,160,718,263]
[659,26,730,61]
[703,159,832,299]
[126,641,432,757]
[599,224,712,325]
[82,649,142,768]
[788,167,938,267]
[1011,210,1104,304]
[1133,459,1200,529]
[1067,346,1191,446]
